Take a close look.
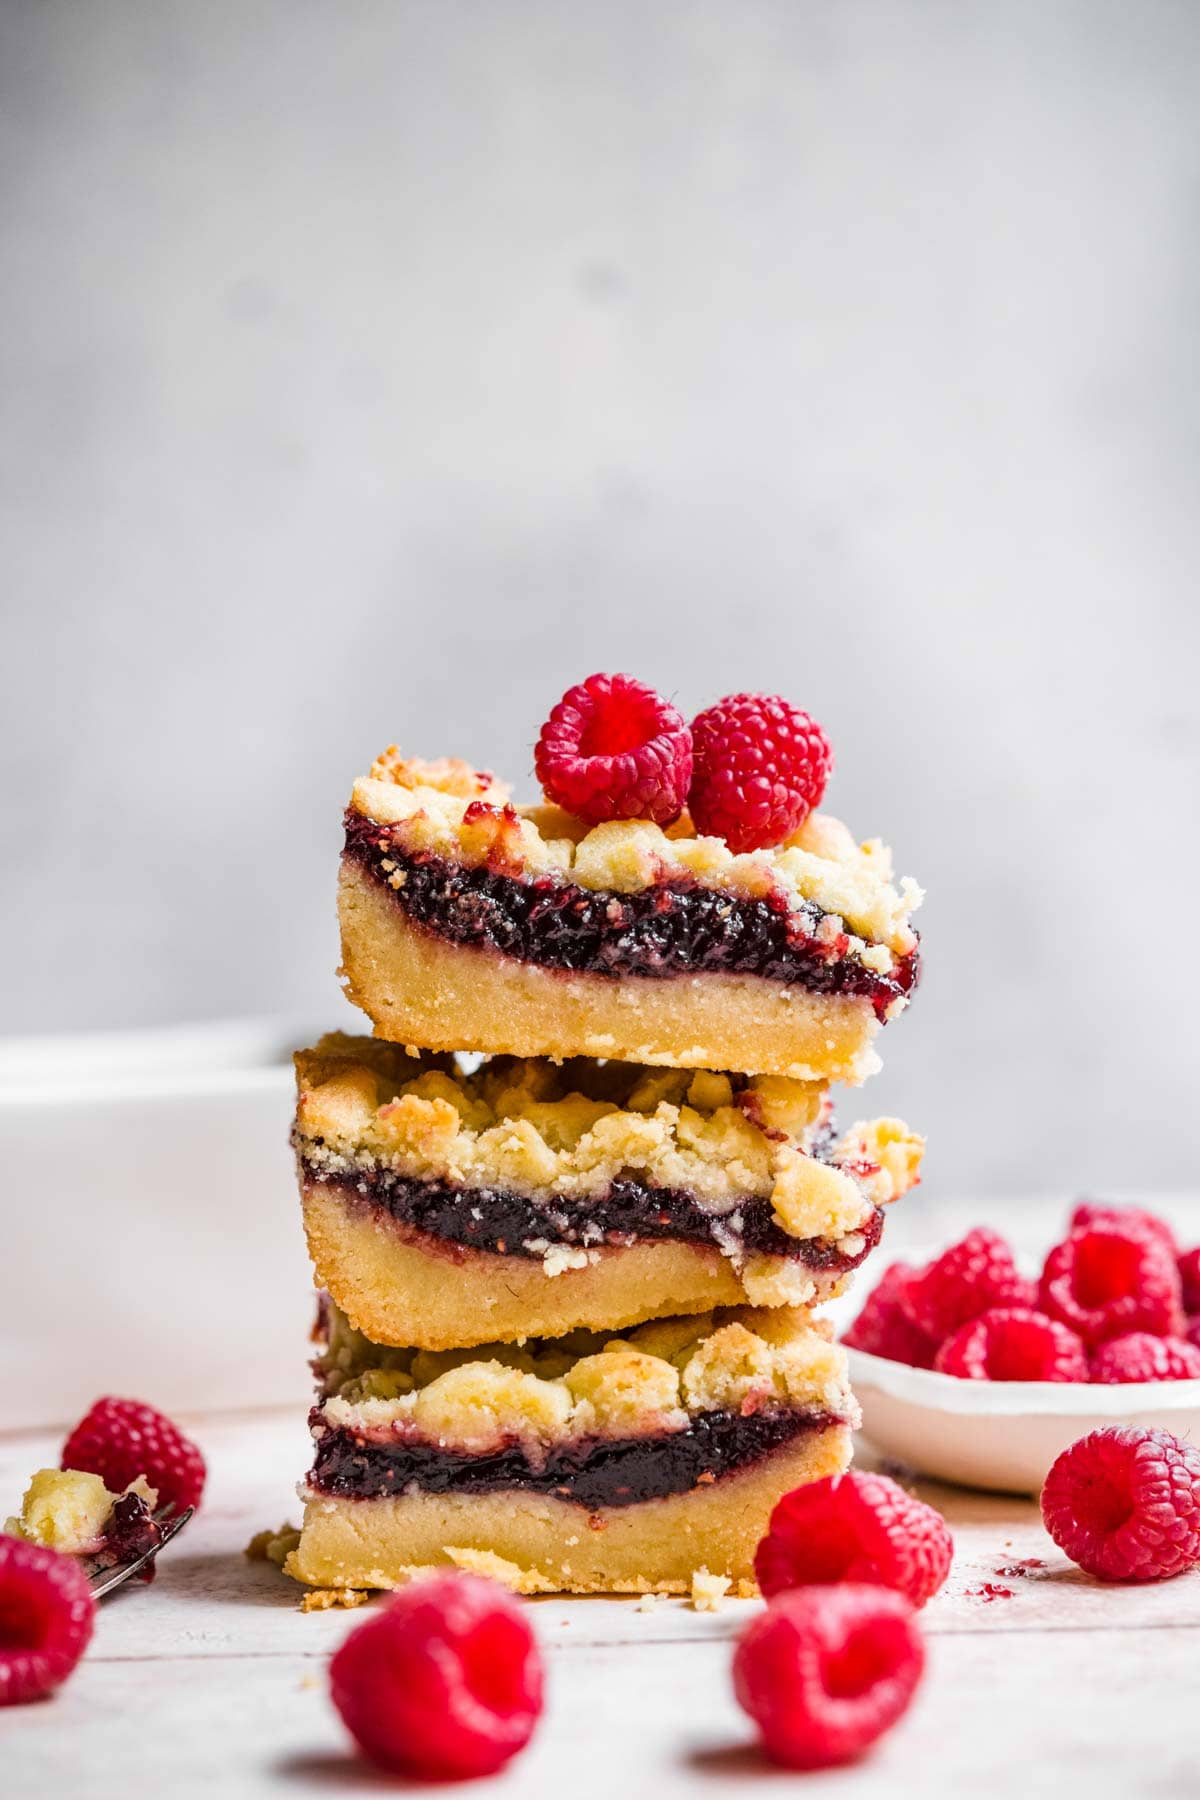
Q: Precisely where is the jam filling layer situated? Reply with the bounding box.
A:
[309,1405,840,1510]
[301,1151,884,1269]
[344,811,919,1017]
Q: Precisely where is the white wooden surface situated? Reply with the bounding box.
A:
[5,1406,1199,1799]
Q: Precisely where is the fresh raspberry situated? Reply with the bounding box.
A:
[843,1262,939,1369]
[733,1584,924,1769]
[900,1229,1035,1344]
[62,1397,206,1515]
[1038,1221,1185,1348]
[755,1471,952,1608]
[534,672,692,826]
[1041,1427,1200,1581]
[330,1572,543,1780]
[933,1307,1089,1382]
[1070,1201,1178,1257]
[1178,1247,1200,1313]
[1089,1333,1200,1384]
[0,1537,95,1705]
[1188,1317,1200,1352]
[688,692,832,853]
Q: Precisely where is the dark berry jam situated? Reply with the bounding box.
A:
[300,1149,884,1269]
[309,1405,839,1510]
[94,1492,163,1579]
[343,811,919,1017]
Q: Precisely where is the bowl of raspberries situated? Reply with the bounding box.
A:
[842,1202,1200,1493]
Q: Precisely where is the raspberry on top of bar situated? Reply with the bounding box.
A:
[347,750,921,997]
[337,683,923,1081]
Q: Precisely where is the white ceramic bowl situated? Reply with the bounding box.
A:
[848,1347,1200,1493]
[0,1018,346,1428]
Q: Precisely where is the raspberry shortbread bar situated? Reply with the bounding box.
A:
[286,1301,856,1595]
[338,751,922,1083]
[294,1033,923,1349]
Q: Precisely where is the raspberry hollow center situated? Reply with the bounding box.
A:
[0,1584,45,1652]
[795,1515,867,1586]
[823,1619,906,1699]
[1080,1464,1135,1536]
[1073,1236,1143,1307]
[458,1613,539,1721]
[577,694,661,757]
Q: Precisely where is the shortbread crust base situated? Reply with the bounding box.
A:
[302,1183,847,1349]
[286,1424,852,1593]
[338,860,882,1083]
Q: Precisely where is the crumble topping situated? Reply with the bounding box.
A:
[368,748,509,803]
[834,1117,926,1203]
[349,753,921,957]
[314,1299,854,1458]
[295,1035,922,1242]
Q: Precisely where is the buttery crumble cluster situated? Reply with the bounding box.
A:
[352,751,922,961]
[368,748,508,803]
[313,1300,855,1460]
[245,1522,302,1568]
[295,1035,923,1246]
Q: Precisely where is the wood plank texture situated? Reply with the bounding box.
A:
[5,1406,1198,1797]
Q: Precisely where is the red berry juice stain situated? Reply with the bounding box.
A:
[994,1558,1047,1579]
[964,1583,1015,1602]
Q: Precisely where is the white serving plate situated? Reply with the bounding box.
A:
[848,1347,1200,1494]
[0,1018,351,1429]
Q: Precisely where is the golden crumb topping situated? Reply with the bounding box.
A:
[315,1300,855,1456]
[368,748,509,803]
[348,755,921,957]
[295,1035,922,1243]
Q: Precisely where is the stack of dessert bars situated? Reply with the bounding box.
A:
[284,749,923,1596]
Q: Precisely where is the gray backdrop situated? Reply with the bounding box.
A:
[3,0,1198,1196]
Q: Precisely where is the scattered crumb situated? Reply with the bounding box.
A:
[636,1592,664,1613]
[245,1524,302,1568]
[300,1586,370,1612]
[299,1673,321,1690]
[691,1568,732,1612]
[733,1578,759,1600]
